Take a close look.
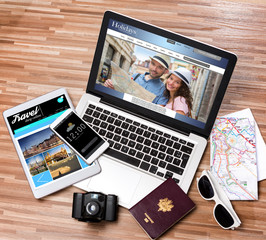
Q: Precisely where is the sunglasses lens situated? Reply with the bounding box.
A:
[214,204,234,228]
[198,175,214,199]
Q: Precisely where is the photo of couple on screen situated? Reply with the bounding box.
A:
[96,35,223,124]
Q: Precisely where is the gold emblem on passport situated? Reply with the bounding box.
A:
[157,198,174,212]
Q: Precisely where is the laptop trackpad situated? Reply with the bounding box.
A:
[88,157,141,205]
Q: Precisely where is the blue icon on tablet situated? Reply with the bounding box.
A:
[57,96,64,103]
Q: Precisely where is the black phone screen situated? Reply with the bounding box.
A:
[53,111,104,159]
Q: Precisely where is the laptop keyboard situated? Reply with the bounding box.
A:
[82,103,195,184]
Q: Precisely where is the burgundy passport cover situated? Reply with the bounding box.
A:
[129,178,196,239]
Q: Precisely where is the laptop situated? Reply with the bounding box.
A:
[74,11,237,209]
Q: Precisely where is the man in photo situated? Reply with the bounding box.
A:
[104,53,170,104]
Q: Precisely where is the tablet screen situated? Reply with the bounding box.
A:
[6,94,89,188]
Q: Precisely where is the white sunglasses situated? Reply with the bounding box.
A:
[197,170,241,230]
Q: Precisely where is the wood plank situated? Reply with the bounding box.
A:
[0,0,265,239]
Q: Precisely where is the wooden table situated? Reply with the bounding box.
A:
[0,1,265,239]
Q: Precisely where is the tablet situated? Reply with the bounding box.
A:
[3,88,101,199]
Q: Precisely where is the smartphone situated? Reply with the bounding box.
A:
[50,109,109,164]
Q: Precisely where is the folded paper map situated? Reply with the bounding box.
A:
[110,61,156,102]
[210,117,258,200]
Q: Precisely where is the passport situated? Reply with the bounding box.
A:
[129,178,196,239]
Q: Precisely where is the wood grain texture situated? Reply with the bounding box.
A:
[0,0,265,239]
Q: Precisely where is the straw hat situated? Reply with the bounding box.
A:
[170,67,192,88]
[149,53,171,69]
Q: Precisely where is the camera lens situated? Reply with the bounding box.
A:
[86,202,100,216]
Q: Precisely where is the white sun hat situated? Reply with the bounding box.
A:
[170,67,192,88]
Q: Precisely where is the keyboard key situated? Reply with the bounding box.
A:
[173,178,180,184]
[181,154,190,168]
[187,142,195,148]
[136,136,144,143]
[114,119,122,126]
[143,146,150,154]
[174,150,182,158]
[173,158,181,166]
[135,143,143,151]
[100,114,108,121]
[165,155,173,163]
[128,125,137,132]
[92,111,100,118]
[163,133,171,138]
[136,152,144,159]
[165,171,173,179]
[92,119,100,126]
[114,127,122,134]
[83,115,93,123]
[144,139,152,146]
[85,108,93,115]
[148,127,155,132]
[106,132,114,139]
[118,115,125,121]
[99,129,106,136]
[143,155,151,162]
[121,122,129,129]
[158,152,166,160]
[156,130,163,135]
[158,136,166,144]
[151,158,159,165]
[128,149,136,156]
[149,165,158,174]
[107,116,115,124]
[88,104,96,109]
[166,164,184,175]
[140,162,150,171]
[157,172,164,177]
[141,124,148,129]
[166,139,173,147]
[128,140,136,148]
[143,131,151,138]
[103,110,110,115]
[113,135,121,142]
[120,137,128,145]
[159,145,167,152]
[122,130,130,137]
[136,128,144,135]
[151,142,159,149]
[151,134,159,141]
[166,147,174,155]
[159,161,166,168]
[114,143,122,150]
[126,118,133,124]
[121,146,129,153]
[150,149,158,157]
[133,121,140,126]
[181,145,193,154]
[129,133,137,140]
[179,139,186,144]
[173,142,181,150]
[171,136,179,141]
[100,122,108,129]
[107,125,115,132]
[96,107,103,112]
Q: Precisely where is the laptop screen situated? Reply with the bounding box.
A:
[87,11,237,138]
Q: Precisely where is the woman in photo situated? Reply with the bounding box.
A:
[153,67,193,117]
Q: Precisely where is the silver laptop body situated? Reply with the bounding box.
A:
[74,11,237,209]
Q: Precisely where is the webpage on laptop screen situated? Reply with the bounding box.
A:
[7,95,89,188]
[95,19,228,129]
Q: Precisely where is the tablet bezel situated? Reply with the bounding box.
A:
[3,88,101,199]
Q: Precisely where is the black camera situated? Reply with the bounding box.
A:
[72,192,118,222]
